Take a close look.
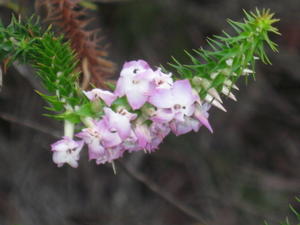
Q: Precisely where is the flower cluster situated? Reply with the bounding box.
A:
[51,60,213,168]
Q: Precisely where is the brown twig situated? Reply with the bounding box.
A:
[35,0,115,89]
[0,67,2,92]
[0,113,60,138]
[0,111,209,224]
[119,161,209,224]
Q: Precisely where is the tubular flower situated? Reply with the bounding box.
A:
[149,79,197,122]
[51,137,84,168]
[84,88,116,106]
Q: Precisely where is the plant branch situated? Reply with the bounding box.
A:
[0,111,208,223]
[119,160,209,224]
[0,112,60,138]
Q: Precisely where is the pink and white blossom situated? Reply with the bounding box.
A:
[76,123,106,160]
[152,68,173,90]
[95,145,125,165]
[134,123,152,151]
[84,88,116,106]
[51,137,84,168]
[170,116,201,136]
[148,122,171,150]
[103,107,136,140]
[149,79,197,122]
[122,130,139,152]
[76,119,124,164]
[115,60,154,109]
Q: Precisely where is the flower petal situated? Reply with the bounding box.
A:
[122,60,150,71]
[172,79,196,106]
[115,76,129,97]
[151,108,174,123]
[148,89,173,108]
[84,89,117,106]
[195,113,213,133]
[51,138,83,168]
[135,124,152,149]
[194,103,213,133]
[170,117,200,136]
[126,90,148,110]
[103,108,132,139]
[101,130,123,148]
[88,144,105,160]
[97,90,117,106]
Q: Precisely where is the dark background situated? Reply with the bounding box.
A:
[0,0,300,225]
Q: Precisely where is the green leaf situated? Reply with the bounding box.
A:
[111,96,130,111]
[167,9,279,100]
[76,103,94,117]
[211,74,226,88]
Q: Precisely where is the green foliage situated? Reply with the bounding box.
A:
[0,9,279,124]
[266,198,300,225]
[0,16,42,63]
[170,9,280,99]
[30,33,80,106]
[0,16,100,123]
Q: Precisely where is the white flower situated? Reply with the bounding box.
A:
[51,137,84,168]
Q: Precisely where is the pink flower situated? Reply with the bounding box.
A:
[122,60,150,73]
[115,72,154,110]
[84,88,116,106]
[115,60,155,110]
[170,102,213,135]
[122,130,139,152]
[150,122,171,140]
[51,137,84,168]
[132,121,170,152]
[148,122,171,150]
[76,107,138,164]
[76,123,107,160]
[151,108,174,123]
[152,68,173,90]
[134,123,152,151]
[100,127,123,148]
[103,107,136,140]
[94,145,125,165]
[76,119,124,164]
[149,79,197,122]
[170,116,201,136]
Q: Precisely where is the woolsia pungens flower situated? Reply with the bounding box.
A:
[115,60,154,110]
[84,88,117,106]
[149,79,197,122]
[52,60,215,167]
[51,136,84,168]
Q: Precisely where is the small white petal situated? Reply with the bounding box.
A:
[210,72,218,79]
[232,84,239,90]
[243,68,254,75]
[205,94,226,112]
[224,79,239,90]
[208,88,223,103]
[221,86,237,101]
[226,58,233,66]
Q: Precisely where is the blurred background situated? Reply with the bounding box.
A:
[0,0,300,225]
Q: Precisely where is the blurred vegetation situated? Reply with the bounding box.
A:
[0,0,300,225]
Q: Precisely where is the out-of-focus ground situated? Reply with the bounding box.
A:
[0,0,300,225]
